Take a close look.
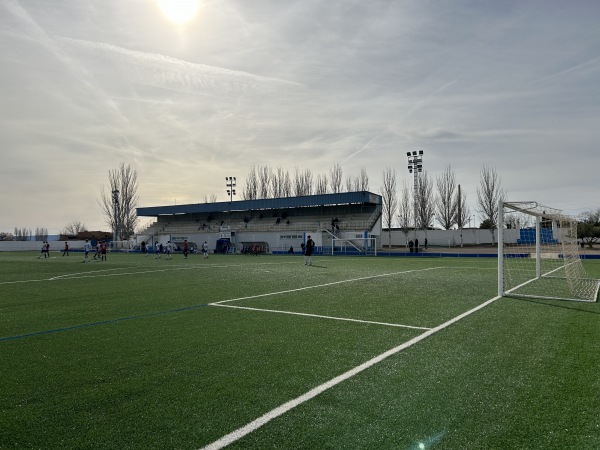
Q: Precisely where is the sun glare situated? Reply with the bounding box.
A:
[157,0,200,24]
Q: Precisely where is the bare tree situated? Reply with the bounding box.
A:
[293,167,303,196]
[380,167,397,248]
[435,165,458,230]
[454,184,472,247]
[99,163,139,240]
[315,174,328,195]
[14,227,32,241]
[303,169,313,195]
[476,165,505,244]
[397,180,412,245]
[271,167,288,198]
[242,165,258,200]
[257,165,272,199]
[455,184,470,229]
[579,208,600,224]
[345,174,354,192]
[293,167,313,196]
[281,170,292,197]
[202,194,217,203]
[62,221,87,237]
[345,168,369,192]
[416,171,435,230]
[34,227,48,241]
[358,167,369,191]
[329,163,343,194]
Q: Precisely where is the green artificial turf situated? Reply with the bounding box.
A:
[0,252,598,449]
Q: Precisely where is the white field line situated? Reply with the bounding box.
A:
[49,267,129,280]
[0,278,47,285]
[2,258,493,286]
[210,304,431,330]
[210,267,443,305]
[200,294,503,450]
[48,267,197,281]
[503,263,566,296]
[48,262,296,281]
[0,260,306,285]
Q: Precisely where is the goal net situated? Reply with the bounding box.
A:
[331,237,377,256]
[498,201,599,302]
[108,240,132,252]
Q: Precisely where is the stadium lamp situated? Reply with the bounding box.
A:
[407,150,424,242]
[226,176,236,202]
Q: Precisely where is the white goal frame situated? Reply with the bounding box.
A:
[108,240,132,252]
[331,237,377,256]
[498,200,599,302]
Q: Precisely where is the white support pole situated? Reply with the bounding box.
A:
[535,215,541,280]
[498,200,504,297]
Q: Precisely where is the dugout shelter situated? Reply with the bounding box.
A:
[136,191,383,255]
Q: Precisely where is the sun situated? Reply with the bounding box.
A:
[157,0,200,24]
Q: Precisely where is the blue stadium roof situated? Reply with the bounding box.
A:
[137,191,382,217]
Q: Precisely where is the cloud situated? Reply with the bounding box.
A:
[1,0,599,232]
[57,37,304,96]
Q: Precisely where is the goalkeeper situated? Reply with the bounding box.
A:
[304,235,314,266]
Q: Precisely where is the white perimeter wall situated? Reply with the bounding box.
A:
[0,229,520,252]
[380,228,520,248]
[0,241,88,252]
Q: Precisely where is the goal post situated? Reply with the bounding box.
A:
[108,240,132,252]
[498,200,599,302]
[331,237,377,256]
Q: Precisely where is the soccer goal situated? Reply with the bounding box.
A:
[498,201,599,302]
[108,240,132,252]
[331,237,377,256]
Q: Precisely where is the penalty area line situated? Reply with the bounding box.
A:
[199,294,502,450]
[210,267,443,305]
[210,304,431,330]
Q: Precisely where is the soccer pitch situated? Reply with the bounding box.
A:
[1,252,599,449]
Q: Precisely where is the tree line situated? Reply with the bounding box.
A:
[240,163,369,199]
[239,162,509,248]
[2,227,50,241]
[2,162,597,248]
[380,164,506,247]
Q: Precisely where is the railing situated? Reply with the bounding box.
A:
[153,217,375,235]
[366,204,382,230]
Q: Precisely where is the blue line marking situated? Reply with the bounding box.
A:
[0,303,210,342]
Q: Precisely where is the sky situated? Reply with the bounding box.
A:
[1,0,599,234]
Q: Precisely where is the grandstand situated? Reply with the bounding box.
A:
[136,191,383,255]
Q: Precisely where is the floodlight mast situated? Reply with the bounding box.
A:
[406,150,424,241]
[226,176,236,202]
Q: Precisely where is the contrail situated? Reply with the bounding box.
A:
[342,134,382,164]
[57,37,304,94]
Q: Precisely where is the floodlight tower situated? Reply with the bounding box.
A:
[407,150,424,240]
[226,177,236,202]
[111,189,119,242]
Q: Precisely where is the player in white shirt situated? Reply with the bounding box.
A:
[202,241,209,259]
[82,239,92,262]
[165,241,172,260]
